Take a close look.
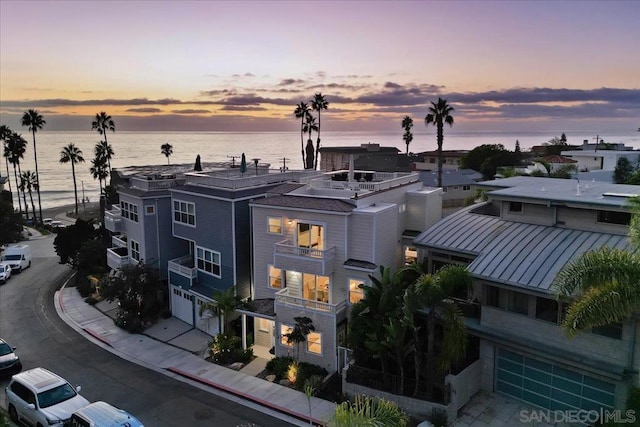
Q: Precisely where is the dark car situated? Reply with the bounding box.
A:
[0,338,22,376]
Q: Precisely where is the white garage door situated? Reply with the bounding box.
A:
[170,286,194,325]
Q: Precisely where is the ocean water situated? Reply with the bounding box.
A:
[2,130,639,210]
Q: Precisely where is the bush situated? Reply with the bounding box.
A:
[115,310,144,333]
[293,362,328,392]
[209,334,253,365]
[76,274,96,297]
[427,408,448,427]
[266,356,295,381]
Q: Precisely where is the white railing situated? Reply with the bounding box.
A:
[275,240,336,260]
[112,234,127,248]
[309,172,418,193]
[107,248,131,269]
[104,207,122,232]
[185,169,320,190]
[168,255,197,278]
[275,288,347,315]
[130,177,182,190]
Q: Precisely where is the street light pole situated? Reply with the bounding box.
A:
[82,180,86,216]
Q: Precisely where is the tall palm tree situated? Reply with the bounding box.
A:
[19,171,38,224]
[21,109,46,223]
[425,98,455,187]
[6,132,27,215]
[59,143,85,217]
[554,197,640,336]
[91,112,116,175]
[161,143,173,164]
[401,116,414,155]
[311,93,329,170]
[302,114,318,169]
[0,125,13,196]
[90,152,109,195]
[294,102,310,168]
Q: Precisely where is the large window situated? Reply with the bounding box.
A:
[280,324,293,346]
[485,285,501,308]
[297,222,323,250]
[196,247,221,277]
[508,291,529,315]
[349,279,365,304]
[130,240,140,262]
[173,200,195,226]
[592,323,623,340]
[268,217,283,234]
[307,332,322,355]
[120,201,138,222]
[597,210,631,225]
[269,265,283,289]
[303,273,329,303]
[535,297,559,323]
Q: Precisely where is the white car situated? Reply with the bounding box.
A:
[0,263,10,284]
[6,367,90,427]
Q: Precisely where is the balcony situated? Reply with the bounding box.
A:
[112,234,127,248]
[275,288,347,320]
[168,255,197,279]
[107,246,131,270]
[274,240,336,276]
[104,206,122,233]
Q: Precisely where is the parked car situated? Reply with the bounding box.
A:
[0,263,11,284]
[69,401,144,427]
[43,218,54,226]
[5,367,90,427]
[0,338,21,376]
[1,244,32,272]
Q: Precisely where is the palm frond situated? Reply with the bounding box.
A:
[438,301,467,372]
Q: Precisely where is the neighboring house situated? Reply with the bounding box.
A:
[414,176,640,413]
[560,149,640,172]
[319,144,401,172]
[245,170,443,372]
[105,162,321,336]
[418,169,481,209]
[413,150,468,171]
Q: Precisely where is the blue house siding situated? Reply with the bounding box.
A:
[169,271,192,289]
[155,197,189,279]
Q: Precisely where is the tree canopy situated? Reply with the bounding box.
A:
[460,144,519,179]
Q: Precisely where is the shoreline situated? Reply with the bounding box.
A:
[40,201,102,222]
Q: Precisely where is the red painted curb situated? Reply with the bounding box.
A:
[58,291,65,312]
[84,328,112,347]
[167,366,326,426]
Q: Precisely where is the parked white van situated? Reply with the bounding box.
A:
[69,401,144,427]
[2,244,32,272]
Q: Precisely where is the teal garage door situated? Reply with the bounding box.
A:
[496,349,616,412]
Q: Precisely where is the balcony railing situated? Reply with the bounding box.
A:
[168,255,197,279]
[112,234,127,248]
[308,172,419,193]
[107,246,131,270]
[450,297,481,320]
[104,206,122,233]
[275,288,347,317]
[274,240,336,276]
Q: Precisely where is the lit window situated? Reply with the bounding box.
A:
[349,279,365,304]
[258,318,270,332]
[130,240,140,262]
[280,324,293,346]
[173,200,195,226]
[268,217,283,234]
[196,246,221,277]
[269,265,283,289]
[307,332,322,355]
[404,246,417,266]
[303,273,329,303]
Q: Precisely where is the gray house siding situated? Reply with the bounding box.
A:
[234,198,253,299]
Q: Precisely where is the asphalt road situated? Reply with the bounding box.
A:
[0,235,293,426]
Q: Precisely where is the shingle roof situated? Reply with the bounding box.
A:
[251,195,356,212]
[414,205,633,293]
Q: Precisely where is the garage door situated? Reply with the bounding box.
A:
[496,348,616,412]
[170,286,194,325]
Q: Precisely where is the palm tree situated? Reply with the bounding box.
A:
[19,171,38,223]
[161,143,173,164]
[0,125,14,197]
[425,98,455,188]
[6,132,27,216]
[91,112,116,175]
[21,109,46,223]
[198,287,240,335]
[302,114,318,169]
[90,154,109,195]
[554,197,640,336]
[311,93,329,170]
[401,116,414,155]
[294,102,310,167]
[59,143,85,216]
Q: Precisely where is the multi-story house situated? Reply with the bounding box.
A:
[413,176,640,413]
[105,162,320,336]
[246,169,443,372]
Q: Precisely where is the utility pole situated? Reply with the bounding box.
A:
[81,180,86,216]
[592,134,603,152]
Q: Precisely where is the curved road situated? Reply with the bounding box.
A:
[0,235,294,426]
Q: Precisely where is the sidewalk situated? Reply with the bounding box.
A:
[55,286,337,426]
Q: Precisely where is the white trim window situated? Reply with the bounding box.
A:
[268,217,283,234]
[196,246,221,277]
[130,239,140,262]
[307,332,322,355]
[280,324,293,347]
[120,201,139,222]
[173,200,195,226]
[349,279,365,304]
[268,265,283,289]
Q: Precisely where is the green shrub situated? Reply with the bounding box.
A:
[427,408,448,427]
[209,334,253,365]
[114,310,144,333]
[294,362,328,391]
[265,356,295,381]
[76,274,96,297]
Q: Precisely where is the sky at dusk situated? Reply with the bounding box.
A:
[1,0,639,134]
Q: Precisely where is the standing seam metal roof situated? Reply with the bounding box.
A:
[414,206,632,292]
